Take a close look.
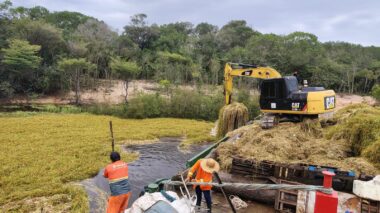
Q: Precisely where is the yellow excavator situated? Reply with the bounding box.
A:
[224,62,336,128]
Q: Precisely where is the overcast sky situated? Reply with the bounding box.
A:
[11,0,380,46]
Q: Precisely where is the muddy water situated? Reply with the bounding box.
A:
[81,137,209,213]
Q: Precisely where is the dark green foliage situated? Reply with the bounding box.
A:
[372,84,380,101]
[0,2,380,101]
[28,89,226,121]
[127,93,167,118]
[167,89,224,120]
[1,39,42,94]
[126,89,224,120]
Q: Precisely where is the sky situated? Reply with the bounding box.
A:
[11,0,380,46]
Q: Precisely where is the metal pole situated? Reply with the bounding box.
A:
[109,121,114,152]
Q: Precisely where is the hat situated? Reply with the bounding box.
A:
[200,158,220,174]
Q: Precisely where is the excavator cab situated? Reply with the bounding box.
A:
[259,76,335,117]
[260,76,301,111]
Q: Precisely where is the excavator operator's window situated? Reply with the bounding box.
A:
[262,80,286,99]
[262,81,276,98]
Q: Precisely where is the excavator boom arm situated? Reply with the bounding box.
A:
[224,63,282,104]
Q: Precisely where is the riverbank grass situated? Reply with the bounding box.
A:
[0,113,215,212]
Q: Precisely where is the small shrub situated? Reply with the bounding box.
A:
[0,81,14,98]
[371,84,380,101]
[168,89,224,120]
[127,93,167,118]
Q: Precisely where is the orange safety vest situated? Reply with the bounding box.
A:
[188,159,213,191]
[104,160,130,196]
[104,160,129,181]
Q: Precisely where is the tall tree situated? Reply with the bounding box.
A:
[74,19,118,79]
[123,14,159,50]
[154,22,193,52]
[110,57,141,102]
[217,20,258,50]
[0,0,12,48]
[57,58,95,104]
[12,19,66,65]
[45,11,90,38]
[1,39,41,93]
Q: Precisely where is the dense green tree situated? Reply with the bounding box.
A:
[45,11,90,38]
[154,51,193,84]
[282,32,322,80]
[217,20,258,50]
[154,22,192,52]
[371,84,380,101]
[110,57,141,102]
[12,19,66,65]
[57,58,95,104]
[1,39,41,93]
[123,14,159,50]
[1,1,380,99]
[246,33,285,68]
[0,0,12,48]
[73,19,118,79]
[28,6,49,20]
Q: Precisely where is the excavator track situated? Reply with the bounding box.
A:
[260,114,279,129]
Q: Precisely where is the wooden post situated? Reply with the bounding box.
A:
[109,121,115,152]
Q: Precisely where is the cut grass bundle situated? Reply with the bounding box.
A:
[326,104,380,159]
[216,104,380,175]
[0,113,215,211]
[217,103,249,138]
[300,118,323,138]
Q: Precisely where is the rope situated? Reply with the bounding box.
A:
[229,195,247,210]
[163,180,333,194]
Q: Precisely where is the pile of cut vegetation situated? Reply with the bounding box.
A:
[217,104,380,175]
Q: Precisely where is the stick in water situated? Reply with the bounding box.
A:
[214,172,237,213]
[109,121,115,152]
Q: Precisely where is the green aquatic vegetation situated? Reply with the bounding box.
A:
[0,113,214,211]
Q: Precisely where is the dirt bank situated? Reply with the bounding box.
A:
[336,94,376,110]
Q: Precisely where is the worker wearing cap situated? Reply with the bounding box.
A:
[104,152,131,213]
[186,158,220,213]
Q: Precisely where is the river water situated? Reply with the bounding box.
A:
[80,137,209,212]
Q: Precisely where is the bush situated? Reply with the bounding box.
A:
[126,89,224,120]
[127,93,167,118]
[371,84,380,101]
[0,81,14,98]
[168,89,224,120]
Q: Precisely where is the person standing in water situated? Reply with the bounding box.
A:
[186,158,220,213]
[104,152,131,213]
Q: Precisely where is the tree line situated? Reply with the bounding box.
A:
[1,0,380,102]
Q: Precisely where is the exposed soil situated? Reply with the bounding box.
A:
[336,93,376,110]
[0,80,161,105]
[1,81,376,108]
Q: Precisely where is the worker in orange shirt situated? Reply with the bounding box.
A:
[104,152,131,213]
[186,158,220,213]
